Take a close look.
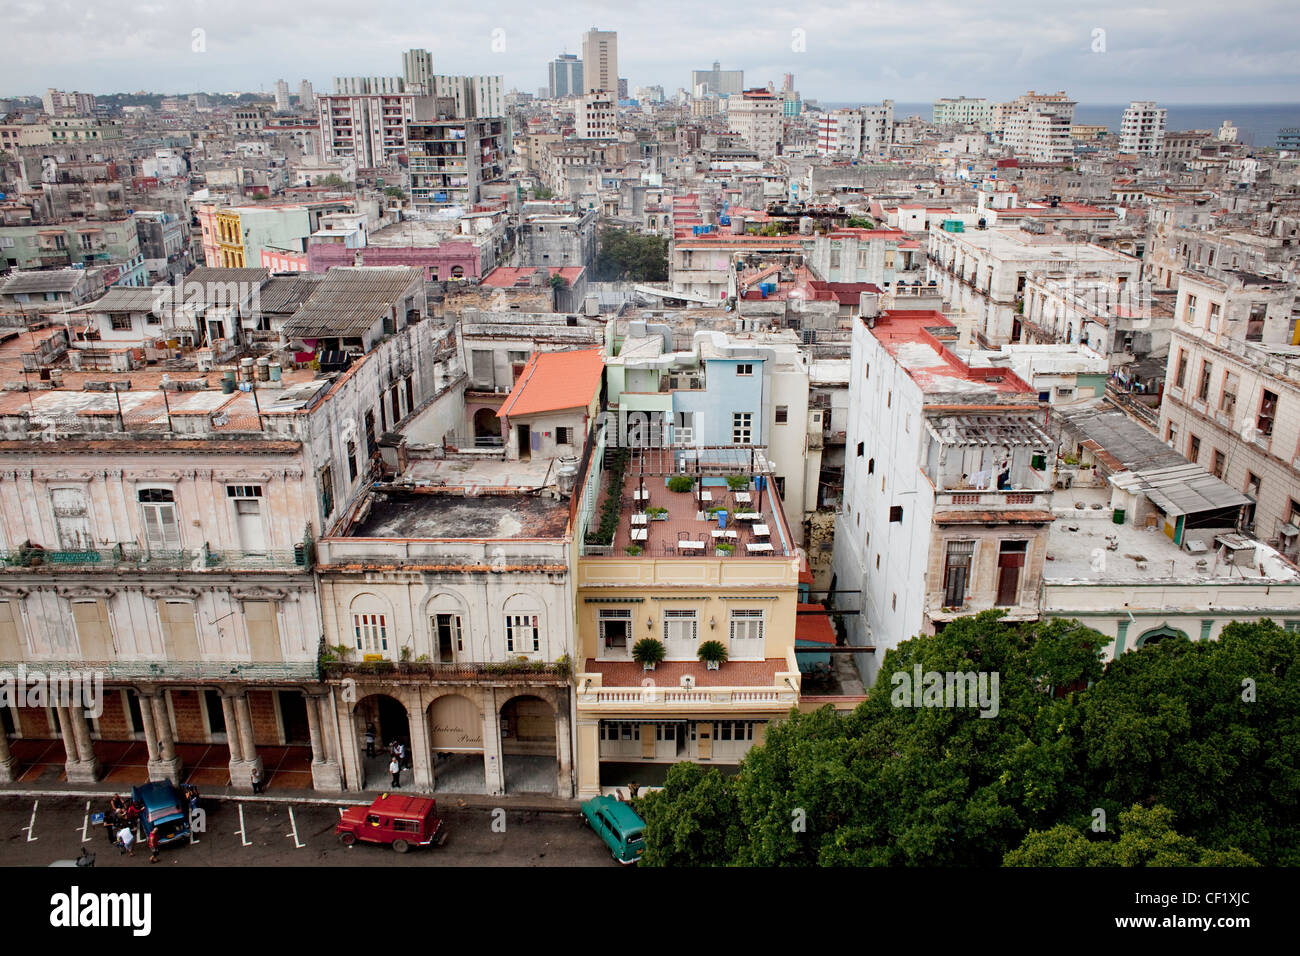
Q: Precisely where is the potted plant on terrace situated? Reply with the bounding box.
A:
[645,506,668,520]
[667,475,694,493]
[633,637,665,671]
[726,475,751,492]
[715,541,735,557]
[698,640,728,671]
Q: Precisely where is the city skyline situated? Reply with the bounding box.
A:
[3,0,1298,104]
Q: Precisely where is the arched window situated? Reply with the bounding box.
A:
[1135,624,1188,648]
[349,594,392,654]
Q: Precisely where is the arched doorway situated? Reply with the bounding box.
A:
[500,694,557,795]
[354,694,410,789]
[427,694,485,794]
[1135,624,1188,649]
[473,407,499,443]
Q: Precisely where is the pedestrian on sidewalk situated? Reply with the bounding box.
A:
[389,756,401,788]
[365,722,376,757]
[251,766,264,794]
[116,825,135,857]
[148,828,160,864]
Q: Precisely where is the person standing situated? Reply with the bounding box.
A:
[117,825,135,857]
[365,723,377,757]
[396,740,407,770]
[251,766,263,794]
[389,756,401,788]
[148,828,160,864]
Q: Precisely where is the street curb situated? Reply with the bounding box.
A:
[0,787,581,813]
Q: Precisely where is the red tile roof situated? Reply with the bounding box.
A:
[497,347,604,419]
[796,604,836,646]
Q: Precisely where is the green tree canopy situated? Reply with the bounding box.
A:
[637,614,1294,866]
[1005,804,1259,867]
[595,227,669,282]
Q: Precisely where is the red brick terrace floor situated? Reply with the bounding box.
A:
[585,659,784,687]
[9,739,313,790]
[605,469,790,558]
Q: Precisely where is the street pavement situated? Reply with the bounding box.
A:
[0,794,618,867]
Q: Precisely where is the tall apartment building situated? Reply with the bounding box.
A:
[575,92,616,139]
[549,54,583,98]
[430,75,505,119]
[402,48,434,94]
[933,96,992,128]
[1119,101,1167,154]
[691,61,744,97]
[926,225,1142,348]
[274,79,291,112]
[298,80,315,111]
[43,88,96,116]
[727,88,782,158]
[332,76,405,95]
[317,91,416,168]
[1158,270,1300,560]
[831,307,1056,684]
[581,28,618,94]
[407,118,507,209]
[816,101,894,157]
[999,91,1076,162]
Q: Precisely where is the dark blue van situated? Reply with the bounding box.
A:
[131,780,192,846]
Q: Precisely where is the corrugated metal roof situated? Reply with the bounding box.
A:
[282,267,423,338]
[1111,464,1251,518]
[0,269,87,295]
[67,286,160,312]
[258,274,324,313]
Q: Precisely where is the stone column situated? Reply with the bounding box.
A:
[407,690,432,792]
[67,707,101,784]
[0,725,17,784]
[554,690,573,798]
[136,691,161,763]
[234,692,262,788]
[307,691,343,792]
[220,691,245,784]
[56,705,80,779]
[142,690,182,782]
[480,687,505,796]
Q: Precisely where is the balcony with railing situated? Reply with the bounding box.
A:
[0,542,313,573]
[320,657,571,684]
[0,658,319,682]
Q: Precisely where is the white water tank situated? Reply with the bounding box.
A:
[556,456,580,496]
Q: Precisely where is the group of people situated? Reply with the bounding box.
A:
[104,786,199,864]
[388,738,411,787]
[364,722,411,788]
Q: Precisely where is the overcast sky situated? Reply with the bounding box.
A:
[3,0,1298,104]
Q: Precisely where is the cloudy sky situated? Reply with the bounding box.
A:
[3,0,1298,104]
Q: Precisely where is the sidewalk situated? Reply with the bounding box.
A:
[0,774,581,812]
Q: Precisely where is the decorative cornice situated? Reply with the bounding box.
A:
[54,585,116,600]
[143,585,201,600]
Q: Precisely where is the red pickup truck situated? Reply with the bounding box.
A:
[336,794,447,853]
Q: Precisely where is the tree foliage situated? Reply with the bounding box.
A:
[595,227,668,282]
[1005,805,1259,867]
[637,614,1295,866]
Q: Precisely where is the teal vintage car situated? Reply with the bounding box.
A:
[580,796,647,864]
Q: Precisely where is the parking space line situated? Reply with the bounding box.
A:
[79,800,92,843]
[235,803,251,847]
[286,806,305,848]
[23,800,38,842]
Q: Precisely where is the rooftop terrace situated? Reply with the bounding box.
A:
[587,447,794,558]
[348,489,571,540]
